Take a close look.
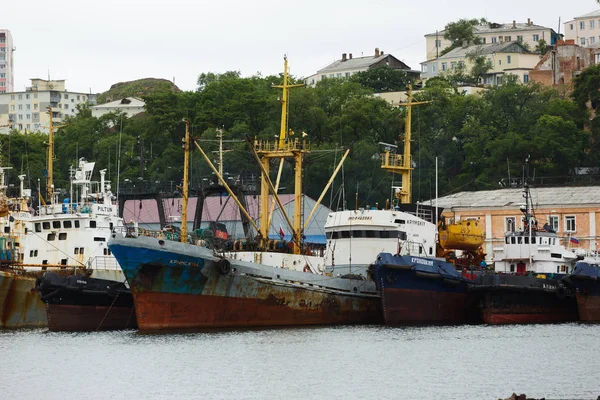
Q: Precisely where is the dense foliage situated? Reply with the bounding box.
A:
[0,70,598,213]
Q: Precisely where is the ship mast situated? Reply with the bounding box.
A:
[45,107,67,205]
[381,84,431,204]
[181,119,190,243]
[255,56,305,254]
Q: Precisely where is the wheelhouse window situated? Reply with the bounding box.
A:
[35,223,41,232]
[42,222,50,230]
[565,216,576,232]
[47,233,56,241]
[89,220,97,228]
[52,221,61,229]
[75,220,80,228]
[59,233,67,240]
[63,220,72,229]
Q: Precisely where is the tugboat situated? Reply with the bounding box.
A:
[563,261,600,322]
[32,159,135,331]
[469,171,579,325]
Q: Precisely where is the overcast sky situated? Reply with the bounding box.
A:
[3,0,597,94]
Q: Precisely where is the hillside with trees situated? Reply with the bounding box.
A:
[1,64,599,213]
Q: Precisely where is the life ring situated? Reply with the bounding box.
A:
[303,264,311,273]
[217,259,231,275]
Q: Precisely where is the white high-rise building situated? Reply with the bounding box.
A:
[0,79,97,134]
[0,29,15,93]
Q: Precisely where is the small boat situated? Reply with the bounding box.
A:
[372,253,475,325]
[564,261,600,322]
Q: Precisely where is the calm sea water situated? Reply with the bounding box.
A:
[1,324,599,400]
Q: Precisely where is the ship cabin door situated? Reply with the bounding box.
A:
[516,262,526,274]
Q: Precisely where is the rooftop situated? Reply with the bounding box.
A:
[574,9,600,19]
[429,41,531,61]
[427,186,600,209]
[426,21,554,37]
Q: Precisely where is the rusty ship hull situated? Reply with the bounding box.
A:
[567,261,600,322]
[470,274,578,325]
[0,270,47,328]
[36,272,137,331]
[108,236,382,331]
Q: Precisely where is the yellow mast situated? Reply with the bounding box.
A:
[256,56,305,254]
[381,84,431,204]
[46,107,55,203]
[181,120,190,243]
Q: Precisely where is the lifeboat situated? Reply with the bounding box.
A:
[438,219,484,251]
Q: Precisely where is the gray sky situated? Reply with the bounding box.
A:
[3,0,597,94]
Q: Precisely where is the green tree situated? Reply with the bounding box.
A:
[441,18,487,55]
[572,64,600,110]
[351,66,412,92]
[534,39,551,55]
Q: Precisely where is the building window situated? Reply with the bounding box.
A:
[492,37,497,43]
[533,34,539,41]
[26,124,30,129]
[18,94,22,100]
[505,36,511,42]
[10,105,14,111]
[507,55,511,64]
[25,94,30,99]
[64,94,69,99]
[26,114,30,120]
[565,216,576,232]
[329,74,334,78]
[505,217,516,232]
[435,39,441,48]
[345,72,350,78]
[517,35,523,43]
[450,61,456,70]
[570,23,574,30]
[34,93,38,98]
[77,95,80,100]
[523,74,529,83]
[10,94,14,100]
[580,21,585,30]
[481,38,486,44]
[18,104,22,110]
[34,104,38,110]
[591,20,596,29]
[581,38,586,45]
[590,37,596,44]
[548,216,559,232]
[26,104,30,110]
[336,73,342,78]
[442,62,447,71]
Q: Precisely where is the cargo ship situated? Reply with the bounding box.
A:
[564,261,600,322]
[108,58,382,331]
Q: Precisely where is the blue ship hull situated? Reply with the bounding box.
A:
[372,253,474,325]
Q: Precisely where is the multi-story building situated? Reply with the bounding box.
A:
[425,19,560,62]
[432,186,600,262]
[530,39,596,89]
[0,29,15,93]
[420,42,541,85]
[0,78,97,134]
[90,97,145,119]
[564,10,600,47]
[303,48,415,87]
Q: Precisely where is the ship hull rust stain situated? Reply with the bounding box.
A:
[0,270,47,328]
[46,304,137,332]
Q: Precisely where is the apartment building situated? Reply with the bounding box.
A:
[564,9,600,47]
[0,79,97,134]
[0,29,15,93]
[303,48,415,87]
[421,41,541,85]
[425,19,559,61]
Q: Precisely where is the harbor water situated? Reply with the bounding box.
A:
[2,324,599,400]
